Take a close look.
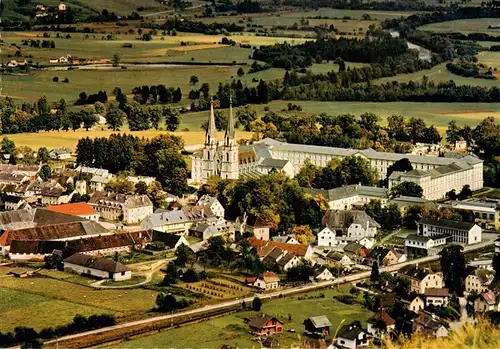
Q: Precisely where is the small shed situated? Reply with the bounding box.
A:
[303,315,332,337]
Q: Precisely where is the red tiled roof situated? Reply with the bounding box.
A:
[248,237,308,257]
[370,311,395,326]
[48,202,96,216]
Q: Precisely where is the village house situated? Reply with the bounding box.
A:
[235,213,270,241]
[245,314,284,336]
[474,291,500,313]
[152,231,189,251]
[418,218,482,245]
[464,267,493,293]
[126,176,156,186]
[49,147,72,160]
[424,288,450,307]
[343,243,369,264]
[366,311,396,337]
[7,59,27,68]
[248,237,314,262]
[322,210,380,243]
[189,221,235,241]
[413,313,449,338]
[271,234,299,244]
[303,316,332,337]
[0,173,30,186]
[326,251,353,270]
[48,202,99,221]
[253,271,280,290]
[2,196,31,211]
[400,267,444,294]
[317,226,337,247]
[276,253,301,271]
[400,294,425,313]
[0,164,40,177]
[335,322,368,349]
[367,247,406,266]
[89,192,153,224]
[315,267,334,281]
[64,253,132,281]
[197,195,225,218]
[89,175,111,193]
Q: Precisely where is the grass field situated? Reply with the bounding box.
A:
[1,129,253,150]
[420,18,500,36]
[110,286,372,349]
[0,287,113,332]
[373,62,500,89]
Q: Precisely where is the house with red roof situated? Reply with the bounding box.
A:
[367,311,395,337]
[48,202,99,221]
[474,291,500,313]
[247,237,314,261]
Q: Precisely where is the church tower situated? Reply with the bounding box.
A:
[220,96,239,179]
[201,98,218,181]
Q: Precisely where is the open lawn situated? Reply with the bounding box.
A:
[1,129,253,150]
[179,278,252,300]
[478,50,500,70]
[420,18,500,36]
[0,287,113,332]
[110,286,373,349]
[0,275,159,314]
[372,62,500,89]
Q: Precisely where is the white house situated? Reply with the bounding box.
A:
[418,218,482,245]
[322,210,380,243]
[465,267,493,294]
[405,234,450,256]
[253,272,280,290]
[401,267,444,294]
[367,311,395,337]
[89,192,153,224]
[317,227,336,247]
[315,267,334,281]
[197,195,225,218]
[276,253,301,271]
[63,253,131,281]
[424,288,450,307]
[358,237,374,249]
[327,251,353,269]
[235,213,270,241]
[49,147,72,160]
[336,322,368,349]
[474,291,500,313]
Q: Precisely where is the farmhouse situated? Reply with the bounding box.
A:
[64,253,131,281]
[414,313,449,338]
[343,243,369,264]
[317,226,336,247]
[367,247,406,266]
[418,218,482,245]
[326,251,353,269]
[303,316,332,337]
[400,294,425,313]
[48,202,99,221]
[246,314,283,336]
[248,237,314,261]
[314,267,334,281]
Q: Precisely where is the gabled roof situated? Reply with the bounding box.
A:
[64,253,130,273]
[343,243,365,256]
[327,251,346,261]
[248,237,309,257]
[305,316,332,329]
[263,246,284,263]
[89,192,152,209]
[424,288,449,297]
[368,311,395,326]
[48,203,96,216]
[322,210,380,230]
[337,323,365,340]
[277,252,297,267]
[419,218,475,231]
[400,266,437,281]
[479,291,497,305]
[261,271,280,283]
[152,231,187,248]
[245,213,270,228]
[247,314,282,329]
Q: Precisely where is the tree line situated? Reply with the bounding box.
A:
[76,134,188,195]
[132,85,182,105]
[252,36,409,69]
[446,58,496,80]
[282,0,443,12]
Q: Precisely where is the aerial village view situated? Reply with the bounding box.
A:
[0,0,499,348]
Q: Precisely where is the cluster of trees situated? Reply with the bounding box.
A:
[446,59,496,80]
[155,293,192,312]
[283,0,442,12]
[0,97,100,134]
[199,173,327,232]
[253,36,409,69]
[76,134,188,195]
[26,39,55,48]
[213,79,278,108]
[0,314,115,348]
[236,0,264,13]
[131,85,182,105]
[295,157,377,190]
[76,91,108,105]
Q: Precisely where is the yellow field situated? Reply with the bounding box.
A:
[1,130,253,150]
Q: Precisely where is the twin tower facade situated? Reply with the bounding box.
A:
[200,98,239,182]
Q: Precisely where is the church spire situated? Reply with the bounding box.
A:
[205,97,216,146]
[225,95,235,146]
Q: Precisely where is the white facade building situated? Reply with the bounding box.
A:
[418,218,482,245]
[197,195,225,218]
[63,253,131,281]
[317,227,336,247]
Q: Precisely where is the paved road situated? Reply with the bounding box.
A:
[44,239,494,346]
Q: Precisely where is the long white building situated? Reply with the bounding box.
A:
[418,218,482,245]
[191,109,483,201]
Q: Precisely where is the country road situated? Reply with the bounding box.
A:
[42,238,495,347]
